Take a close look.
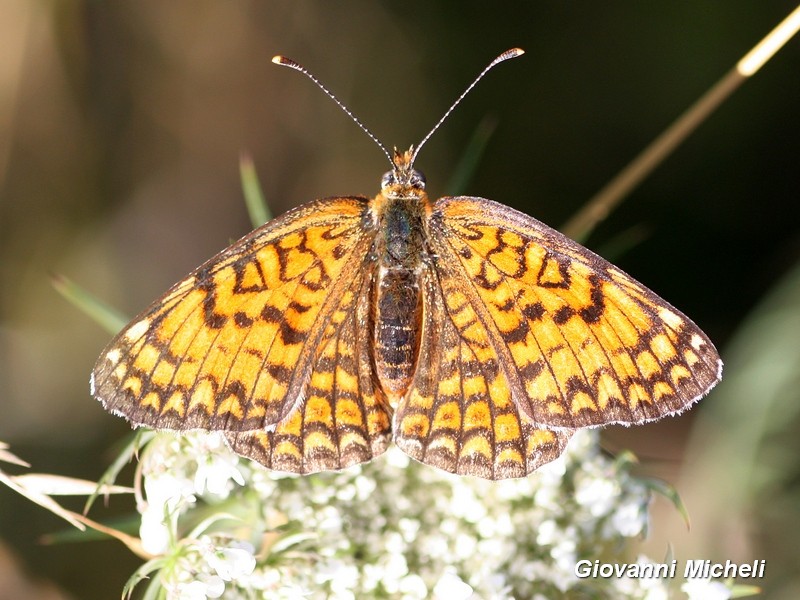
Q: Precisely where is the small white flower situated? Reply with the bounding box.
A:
[362,564,383,592]
[682,577,731,600]
[171,574,225,600]
[139,473,196,554]
[237,567,301,592]
[328,562,359,598]
[454,532,477,560]
[536,519,558,546]
[317,505,343,533]
[139,504,172,555]
[494,512,514,537]
[641,582,670,600]
[399,573,428,598]
[564,429,596,458]
[550,534,578,583]
[186,433,245,499]
[609,495,648,537]
[475,514,497,538]
[354,474,376,500]
[533,485,562,513]
[144,472,196,509]
[420,532,449,558]
[575,471,619,517]
[384,445,410,468]
[609,556,669,599]
[481,573,513,599]
[335,483,357,501]
[476,537,507,561]
[439,517,458,536]
[433,569,473,600]
[202,538,256,581]
[384,531,406,555]
[383,551,409,589]
[449,482,487,523]
[398,517,421,542]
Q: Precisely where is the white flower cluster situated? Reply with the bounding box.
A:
[133,429,673,599]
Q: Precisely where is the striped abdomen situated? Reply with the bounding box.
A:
[371,195,427,400]
[373,269,422,397]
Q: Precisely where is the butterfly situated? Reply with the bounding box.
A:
[91,49,722,480]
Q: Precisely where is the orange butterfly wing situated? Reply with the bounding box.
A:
[421,196,721,430]
[225,264,392,474]
[394,258,572,479]
[92,197,392,466]
[93,190,721,480]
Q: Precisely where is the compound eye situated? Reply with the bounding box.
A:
[380,171,397,188]
[410,170,426,188]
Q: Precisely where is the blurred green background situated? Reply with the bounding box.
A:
[1,1,799,598]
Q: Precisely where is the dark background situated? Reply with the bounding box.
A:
[1,2,799,598]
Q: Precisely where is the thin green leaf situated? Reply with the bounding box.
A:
[41,513,142,544]
[613,449,640,469]
[644,477,690,530]
[661,543,674,565]
[123,556,167,600]
[0,441,31,468]
[14,473,132,496]
[186,512,244,539]
[269,530,318,554]
[85,430,154,513]
[51,273,128,335]
[240,152,272,227]
[731,583,762,598]
[0,469,85,531]
[593,224,651,262]
[445,115,497,197]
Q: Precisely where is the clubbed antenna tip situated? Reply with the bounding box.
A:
[410,48,525,167]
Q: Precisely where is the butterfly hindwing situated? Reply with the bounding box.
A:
[428,196,722,429]
[226,263,393,474]
[393,261,572,480]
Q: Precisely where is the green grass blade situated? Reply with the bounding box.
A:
[240,152,272,227]
[445,115,497,197]
[51,273,128,335]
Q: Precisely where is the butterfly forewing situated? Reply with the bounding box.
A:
[92,197,377,434]
[429,196,722,429]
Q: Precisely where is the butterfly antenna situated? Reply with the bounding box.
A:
[410,48,525,168]
[272,55,394,168]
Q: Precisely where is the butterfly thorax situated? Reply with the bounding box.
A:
[370,150,431,404]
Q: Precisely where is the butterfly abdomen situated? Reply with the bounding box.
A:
[373,269,422,399]
[371,195,427,400]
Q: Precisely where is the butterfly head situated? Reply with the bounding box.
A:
[380,147,426,198]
